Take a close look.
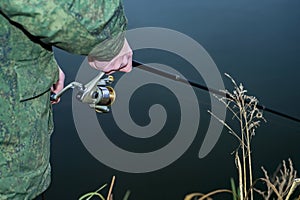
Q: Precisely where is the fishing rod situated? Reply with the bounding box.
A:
[51,59,300,123]
[132,60,300,124]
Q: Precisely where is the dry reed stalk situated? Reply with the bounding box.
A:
[255,159,298,200]
[285,178,300,200]
[106,176,116,200]
[210,73,264,200]
[235,153,244,200]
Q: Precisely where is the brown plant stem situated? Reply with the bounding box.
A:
[106,176,116,200]
[236,153,244,200]
[239,106,247,199]
[197,189,233,200]
[243,104,254,200]
[285,178,300,200]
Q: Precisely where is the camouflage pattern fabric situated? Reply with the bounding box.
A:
[0,0,127,199]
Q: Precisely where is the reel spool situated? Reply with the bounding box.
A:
[92,86,116,113]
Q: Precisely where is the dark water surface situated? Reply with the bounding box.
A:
[47,0,300,199]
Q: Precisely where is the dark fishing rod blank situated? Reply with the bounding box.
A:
[132,60,300,124]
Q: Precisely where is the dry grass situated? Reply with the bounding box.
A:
[254,159,299,200]
[185,74,299,200]
[208,73,265,200]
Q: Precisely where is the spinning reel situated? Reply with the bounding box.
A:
[50,72,116,113]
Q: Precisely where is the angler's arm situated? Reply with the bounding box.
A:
[0,0,127,60]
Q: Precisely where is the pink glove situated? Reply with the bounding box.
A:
[88,39,133,74]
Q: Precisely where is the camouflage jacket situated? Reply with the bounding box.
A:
[0,0,127,101]
[0,0,127,199]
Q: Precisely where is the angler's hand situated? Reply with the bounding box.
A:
[88,39,133,74]
[51,67,65,104]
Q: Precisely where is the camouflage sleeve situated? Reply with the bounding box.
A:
[0,0,127,60]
